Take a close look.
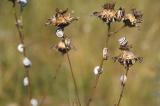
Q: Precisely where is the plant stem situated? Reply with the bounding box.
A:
[86,74,100,106]
[13,6,32,101]
[24,68,32,100]
[66,52,81,106]
[86,24,111,106]
[105,23,111,47]
[86,58,104,106]
[115,67,129,106]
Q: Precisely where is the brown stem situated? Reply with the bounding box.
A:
[13,6,32,102]
[105,23,111,47]
[24,68,32,100]
[86,59,103,106]
[66,52,81,106]
[86,74,100,106]
[115,67,129,106]
[86,24,111,106]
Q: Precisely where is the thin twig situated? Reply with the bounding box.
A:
[86,58,104,106]
[66,52,81,106]
[24,68,32,100]
[86,24,111,106]
[13,5,32,101]
[86,74,100,106]
[115,67,129,106]
[105,23,111,47]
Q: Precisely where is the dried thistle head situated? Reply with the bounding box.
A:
[55,37,72,54]
[113,50,142,68]
[46,8,79,29]
[93,2,117,24]
[93,3,126,24]
[123,9,143,27]
[113,37,143,69]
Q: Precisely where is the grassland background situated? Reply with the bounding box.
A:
[0,0,160,106]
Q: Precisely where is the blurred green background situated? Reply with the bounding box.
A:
[0,0,160,106]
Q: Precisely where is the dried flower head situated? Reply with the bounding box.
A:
[55,37,72,54]
[46,8,79,29]
[93,2,117,24]
[113,50,142,68]
[113,37,142,68]
[123,9,143,27]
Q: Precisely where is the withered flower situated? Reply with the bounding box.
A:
[8,0,16,7]
[55,37,72,54]
[123,9,143,27]
[93,3,117,24]
[113,37,142,68]
[46,8,79,29]
[113,50,142,68]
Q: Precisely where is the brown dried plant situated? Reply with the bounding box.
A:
[86,2,143,106]
[9,0,36,105]
[113,37,143,106]
[46,8,81,106]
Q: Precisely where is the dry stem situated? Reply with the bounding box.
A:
[115,67,129,106]
[66,52,81,106]
[86,24,111,106]
[13,5,32,101]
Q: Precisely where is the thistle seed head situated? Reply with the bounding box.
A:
[46,8,79,29]
[113,50,142,68]
[113,37,143,68]
[93,3,127,24]
[123,9,143,27]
